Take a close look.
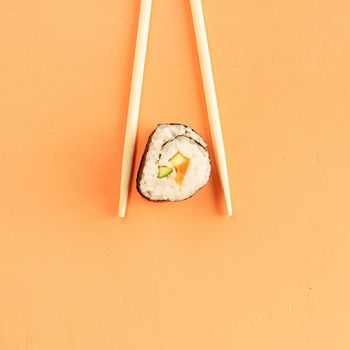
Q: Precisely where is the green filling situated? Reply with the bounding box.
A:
[157,166,173,178]
[169,152,187,166]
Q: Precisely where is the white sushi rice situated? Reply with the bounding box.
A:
[138,124,211,201]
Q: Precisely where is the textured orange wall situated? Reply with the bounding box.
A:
[1,0,350,349]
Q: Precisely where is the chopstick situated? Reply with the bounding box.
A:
[119,0,152,218]
[190,0,233,216]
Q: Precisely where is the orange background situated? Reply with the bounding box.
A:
[1,0,350,348]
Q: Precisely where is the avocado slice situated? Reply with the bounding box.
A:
[168,152,191,184]
[169,152,187,166]
[157,166,173,178]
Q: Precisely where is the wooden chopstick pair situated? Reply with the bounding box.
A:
[118,0,232,217]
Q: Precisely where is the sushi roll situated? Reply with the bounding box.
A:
[137,123,211,201]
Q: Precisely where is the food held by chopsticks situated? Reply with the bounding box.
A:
[137,124,211,201]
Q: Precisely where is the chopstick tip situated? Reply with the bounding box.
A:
[118,205,126,218]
